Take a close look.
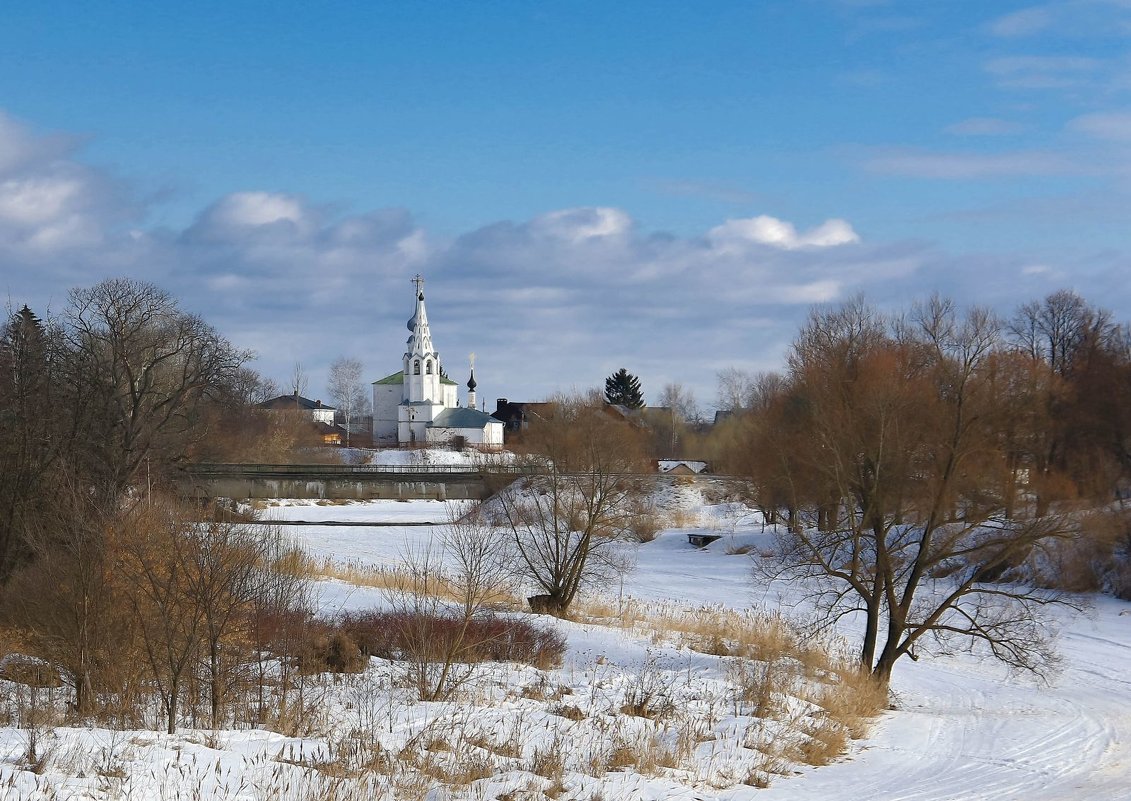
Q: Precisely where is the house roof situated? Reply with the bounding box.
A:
[658,460,709,474]
[372,370,456,386]
[430,407,504,430]
[257,393,336,411]
[492,400,555,424]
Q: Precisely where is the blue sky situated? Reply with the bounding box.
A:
[1,1,1130,409]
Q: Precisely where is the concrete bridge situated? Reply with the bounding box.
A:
[178,463,533,501]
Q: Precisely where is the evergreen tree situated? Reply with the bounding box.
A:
[0,304,58,579]
[604,368,645,408]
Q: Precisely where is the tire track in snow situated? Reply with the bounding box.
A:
[625,531,1131,801]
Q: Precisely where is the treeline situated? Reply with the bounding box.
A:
[0,278,326,733]
[708,290,1131,600]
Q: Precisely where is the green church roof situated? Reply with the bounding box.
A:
[373,369,457,386]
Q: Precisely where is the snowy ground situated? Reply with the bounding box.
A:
[269,496,1131,801]
[2,490,1130,800]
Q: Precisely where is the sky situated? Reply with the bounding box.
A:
[1,0,1130,411]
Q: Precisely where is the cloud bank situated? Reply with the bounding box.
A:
[1,110,1125,409]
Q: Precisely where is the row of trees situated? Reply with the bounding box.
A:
[0,279,257,581]
[3,492,309,732]
[0,279,329,731]
[713,291,1131,683]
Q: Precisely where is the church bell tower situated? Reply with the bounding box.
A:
[403,274,442,404]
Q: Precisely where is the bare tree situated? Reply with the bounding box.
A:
[655,382,700,457]
[185,518,268,728]
[119,499,207,735]
[63,278,249,499]
[327,357,368,448]
[385,507,513,701]
[2,475,130,716]
[758,296,1076,686]
[498,393,647,616]
[290,361,309,398]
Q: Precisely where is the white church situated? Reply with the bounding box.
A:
[371,276,505,447]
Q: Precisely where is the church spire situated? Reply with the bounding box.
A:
[467,352,477,410]
[406,274,434,356]
[403,274,442,403]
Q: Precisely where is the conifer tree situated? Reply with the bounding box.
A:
[604,368,644,408]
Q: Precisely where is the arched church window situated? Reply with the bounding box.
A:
[414,360,421,375]
[425,360,433,374]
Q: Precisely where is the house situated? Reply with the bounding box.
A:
[315,422,342,446]
[257,392,337,425]
[371,276,505,447]
[491,399,554,432]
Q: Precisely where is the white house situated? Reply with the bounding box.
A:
[372,276,504,448]
[257,392,336,424]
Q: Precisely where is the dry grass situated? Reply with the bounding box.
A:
[570,599,826,667]
[307,557,521,608]
[795,715,850,766]
[808,667,889,740]
[557,597,882,768]
[666,509,703,529]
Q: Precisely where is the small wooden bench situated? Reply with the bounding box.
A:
[687,533,722,548]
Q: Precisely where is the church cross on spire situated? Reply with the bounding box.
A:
[412,274,425,296]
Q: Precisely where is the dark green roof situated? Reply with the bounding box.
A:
[431,407,503,430]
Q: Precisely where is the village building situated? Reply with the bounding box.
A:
[372,276,504,447]
[256,392,342,444]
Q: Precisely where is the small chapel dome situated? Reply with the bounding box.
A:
[467,369,477,391]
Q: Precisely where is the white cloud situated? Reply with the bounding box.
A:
[531,207,632,241]
[984,56,1101,89]
[187,191,315,243]
[1069,111,1131,141]
[1,107,1128,407]
[214,191,307,227]
[864,148,1081,178]
[0,175,83,226]
[986,7,1053,37]
[0,112,77,176]
[945,117,1026,136]
[708,215,860,251]
[0,156,126,254]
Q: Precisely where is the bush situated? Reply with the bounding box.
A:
[338,609,566,669]
[301,630,367,674]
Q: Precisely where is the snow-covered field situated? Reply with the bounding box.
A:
[267,497,1131,800]
[2,491,1130,800]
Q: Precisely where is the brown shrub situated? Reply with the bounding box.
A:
[332,609,567,670]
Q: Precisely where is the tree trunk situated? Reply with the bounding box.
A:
[166,676,179,735]
[209,637,221,728]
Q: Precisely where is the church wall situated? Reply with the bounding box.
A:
[426,423,505,446]
[373,383,401,442]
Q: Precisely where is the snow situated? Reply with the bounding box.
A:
[271,497,1131,801]
[3,494,1131,800]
